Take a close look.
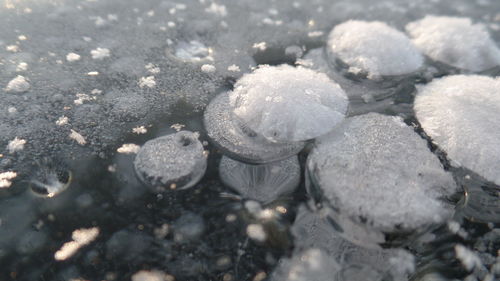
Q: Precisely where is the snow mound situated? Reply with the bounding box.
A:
[307,113,457,233]
[229,65,348,142]
[414,75,500,185]
[134,131,207,190]
[327,20,423,78]
[406,16,500,72]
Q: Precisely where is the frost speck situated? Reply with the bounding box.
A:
[132,126,148,134]
[117,143,140,154]
[201,64,216,73]
[56,116,69,126]
[7,137,26,153]
[54,227,99,261]
[69,129,87,145]
[139,76,156,88]
[5,75,30,93]
[252,42,267,51]
[90,47,111,60]
[0,171,17,189]
[227,64,240,72]
[66,52,81,62]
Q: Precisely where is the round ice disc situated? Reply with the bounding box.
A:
[134,131,207,190]
[307,113,457,236]
[219,155,300,203]
[406,16,500,72]
[229,65,349,142]
[327,20,423,79]
[204,92,304,164]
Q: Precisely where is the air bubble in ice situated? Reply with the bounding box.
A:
[406,16,500,72]
[30,166,72,198]
[204,92,304,163]
[134,131,207,190]
[218,156,300,203]
[307,113,457,241]
[414,75,500,185]
[327,20,423,79]
[229,65,348,142]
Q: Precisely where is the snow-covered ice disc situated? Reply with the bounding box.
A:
[327,20,423,79]
[229,65,349,142]
[307,113,457,244]
[406,16,500,72]
[134,131,207,190]
[204,92,304,164]
[218,155,300,203]
[414,75,500,186]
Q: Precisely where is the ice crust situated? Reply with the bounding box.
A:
[229,65,348,142]
[327,20,423,78]
[406,16,500,72]
[134,131,207,190]
[307,113,457,232]
[414,75,500,185]
[218,156,300,203]
[204,92,304,163]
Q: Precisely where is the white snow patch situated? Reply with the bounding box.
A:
[117,143,140,154]
[7,137,26,153]
[132,126,148,134]
[139,76,156,88]
[252,42,267,51]
[0,171,17,189]
[201,64,216,73]
[5,75,30,93]
[90,47,110,60]
[54,227,99,261]
[66,52,81,62]
[16,62,28,72]
[69,129,86,145]
[227,64,240,72]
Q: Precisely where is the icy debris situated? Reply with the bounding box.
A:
[406,16,500,72]
[229,65,348,142]
[252,42,267,51]
[327,20,423,78]
[174,41,211,62]
[219,156,300,203]
[201,64,216,73]
[56,116,69,126]
[0,171,17,188]
[66,53,81,62]
[117,144,140,154]
[307,113,457,234]
[132,126,147,134]
[414,75,500,185]
[145,63,160,74]
[170,123,185,131]
[205,2,227,17]
[204,92,304,163]
[69,129,86,145]
[271,248,341,281]
[134,131,207,190]
[132,270,174,281]
[138,76,156,88]
[227,64,241,72]
[246,224,266,242]
[74,93,95,105]
[7,137,26,153]
[455,245,483,271]
[5,75,30,93]
[54,227,99,261]
[90,47,110,60]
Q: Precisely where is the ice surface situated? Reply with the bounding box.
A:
[204,92,304,163]
[229,65,349,142]
[134,131,207,190]
[307,113,457,233]
[218,156,300,203]
[406,16,500,72]
[327,20,423,78]
[414,75,500,185]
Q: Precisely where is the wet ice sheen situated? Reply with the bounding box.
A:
[406,16,500,72]
[307,113,457,235]
[134,131,207,190]
[327,20,423,78]
[229,65,348,142]
[414,75,500,185]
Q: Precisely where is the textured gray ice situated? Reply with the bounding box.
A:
[204,92,304,163]
[327,20,423,79]
[133,131,207,190]
[229,65,348,142]
[414,75,500,185]
[307,113,457,232]
[218,156,300,203]
[406,16,500,72]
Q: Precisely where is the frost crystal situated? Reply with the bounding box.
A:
[414,75,500,185]
[229,65,348,142]
[406,16,500,72]
[307,113,457,233]
[5,75,30,93]
[134,131,207,190]
[7,137,26,153]
[327,20,423,78]
[90,47,111,60]
[139,76,156,88]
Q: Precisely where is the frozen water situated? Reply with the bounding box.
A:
[406,16,500,72]
[270,248,341,281]
[204,92,304,163]
[134,131,207,190]
[229,65,349,142]
[414,75,500,185]
[218,156,300,203]
[327,20,423,79]
[307,113,457,235]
